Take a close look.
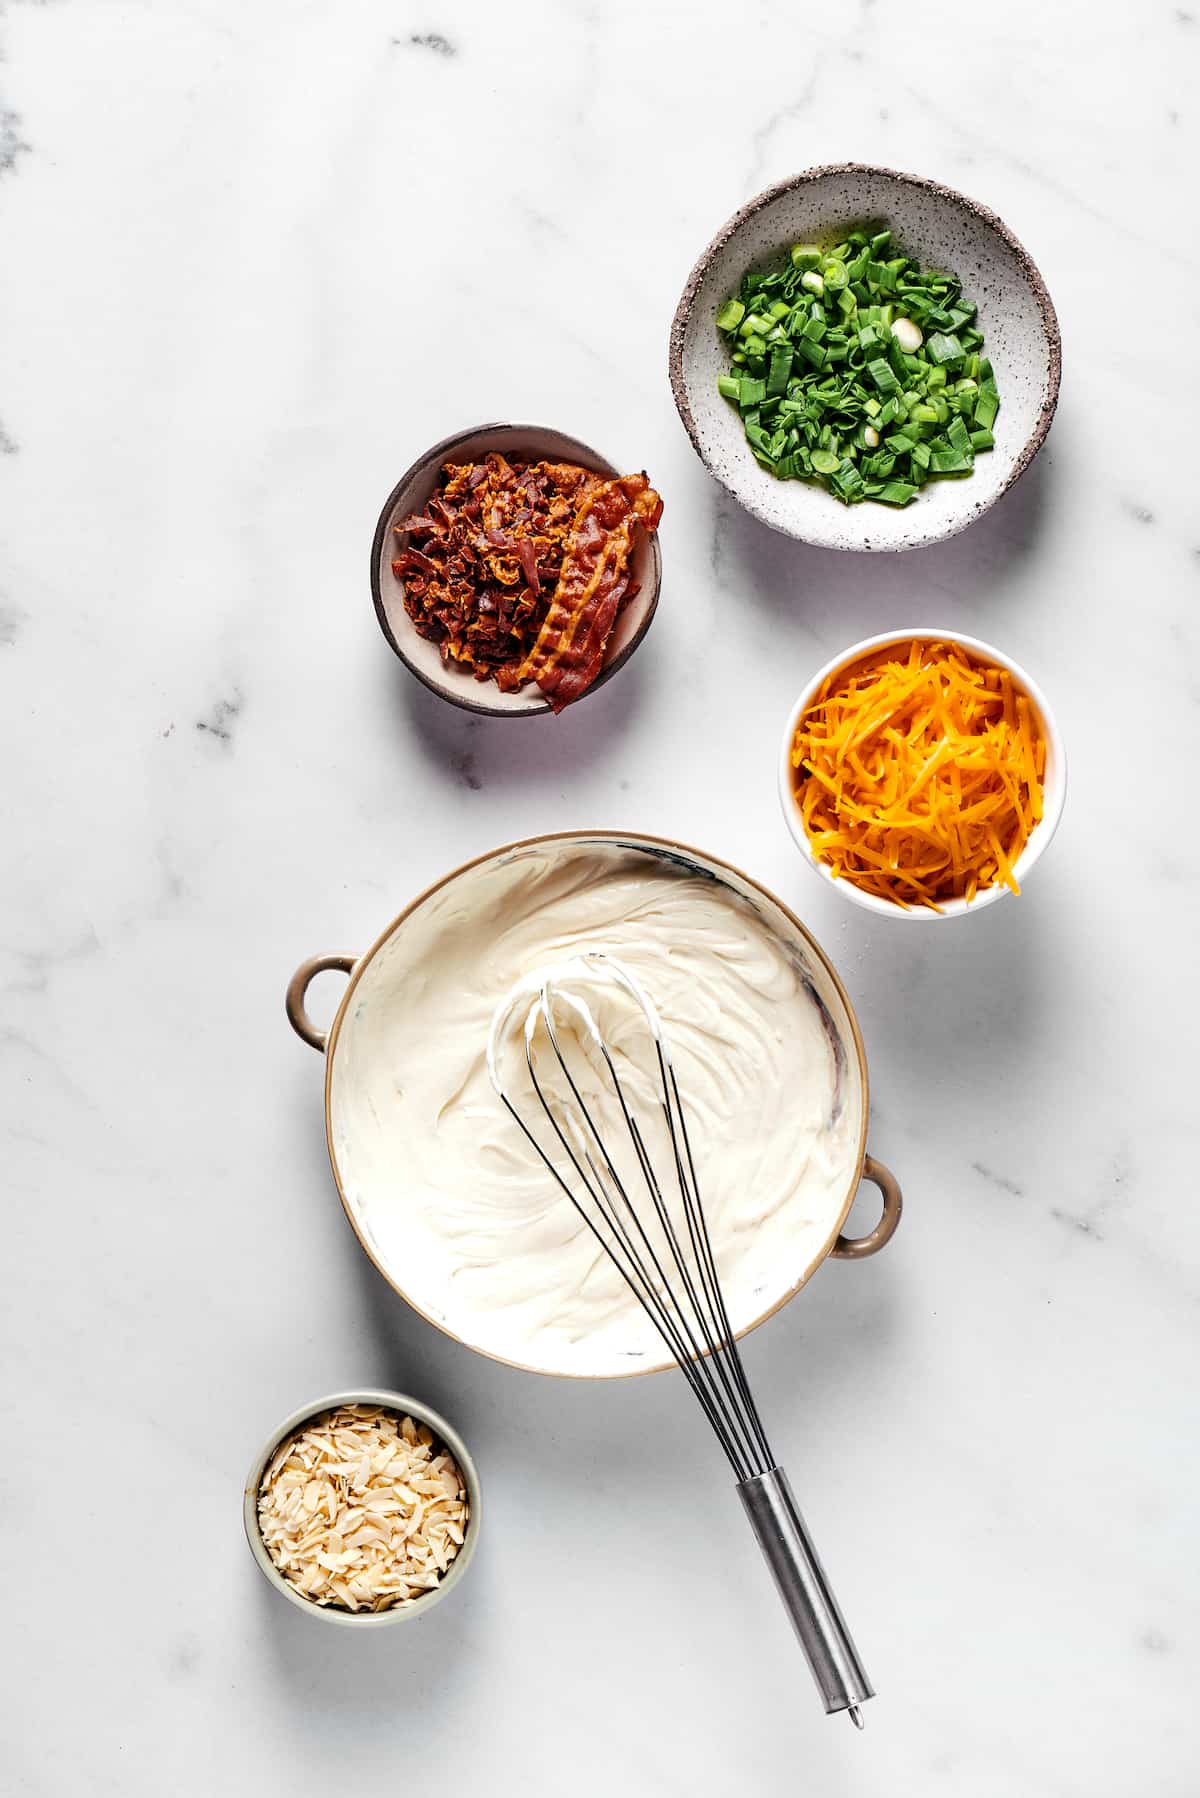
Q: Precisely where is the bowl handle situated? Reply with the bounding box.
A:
[286,954,357,1053]
[829,1155,902,1260]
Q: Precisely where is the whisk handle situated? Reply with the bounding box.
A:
[737,1466,873,1719]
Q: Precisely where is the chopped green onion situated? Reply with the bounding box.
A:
[926,331,964,366]
[974,388,999,430]
[831,459,866,502]
[766,346,794,396]
[946,414,973,458]
[875,480,917,506]
[891,316,924,354]
[929,449,973,476]
[714,226,999,507]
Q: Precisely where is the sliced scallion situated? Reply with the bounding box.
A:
[925,331,964,366]
[715,226,1000,507]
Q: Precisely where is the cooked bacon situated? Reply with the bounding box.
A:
[393,454,659,705]
[517,537,540,597]
[517,474,663,712]
[394,454,582,683]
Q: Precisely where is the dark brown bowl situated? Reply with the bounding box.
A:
[370,422,663,717]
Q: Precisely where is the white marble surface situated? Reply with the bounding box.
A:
[2,2,1198,1792]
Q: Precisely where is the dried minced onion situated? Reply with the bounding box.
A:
[257,1405,468,1613]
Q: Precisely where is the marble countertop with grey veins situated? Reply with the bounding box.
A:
[2,2,1197,1794]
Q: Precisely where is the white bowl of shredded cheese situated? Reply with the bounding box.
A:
[779,628,1067,919]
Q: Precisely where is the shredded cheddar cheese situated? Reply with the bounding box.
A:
[790,638,1046,911]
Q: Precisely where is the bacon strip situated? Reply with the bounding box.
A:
[518,474,663,712]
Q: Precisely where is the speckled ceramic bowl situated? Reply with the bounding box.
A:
[371,422,663,716]
[669,165,1061,552]
[779,629,1067,919]
[243,1388,481,1626]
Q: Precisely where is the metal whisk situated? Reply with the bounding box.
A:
[487,952,874,1727]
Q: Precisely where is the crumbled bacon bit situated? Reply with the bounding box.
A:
[393,454,660,707]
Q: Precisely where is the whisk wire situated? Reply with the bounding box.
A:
[545,999,770,1481]
[613,1104,763,1482]
[663,1059,776,1472]
[497,968,774,1481]
[621,1076,771,1481]
[487,952,875,1725]
[499,1027,739,1462]
[522,1009,758,1478]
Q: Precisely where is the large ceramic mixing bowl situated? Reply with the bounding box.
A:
[286,831,902,1378]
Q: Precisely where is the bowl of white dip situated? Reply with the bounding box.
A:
[286,832,901,1379]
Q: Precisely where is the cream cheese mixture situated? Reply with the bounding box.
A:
[329,843,862,1375]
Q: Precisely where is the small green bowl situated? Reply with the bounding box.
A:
[243,1388,481,1626]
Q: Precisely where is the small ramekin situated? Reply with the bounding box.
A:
[778,628,1067,920]
[371,421,662,717]
[243,1388,481,1625]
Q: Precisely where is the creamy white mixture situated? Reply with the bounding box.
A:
[330,844,862,1375]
